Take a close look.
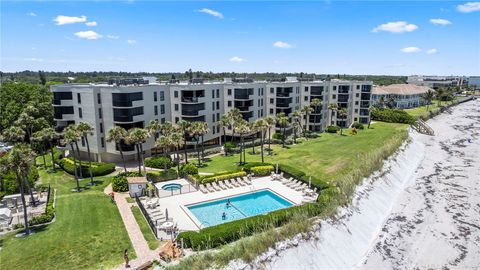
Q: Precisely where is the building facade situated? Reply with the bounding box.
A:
[372,84,432,109]
[407,75,467,89]
[51,78,372,162]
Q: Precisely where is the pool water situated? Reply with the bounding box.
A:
[187,189,293,227]
[162,183,182,191]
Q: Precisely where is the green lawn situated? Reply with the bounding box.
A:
[131,206,160,250]
[405,97,462,119]
[199,122,408,185]
[0,158,134,270]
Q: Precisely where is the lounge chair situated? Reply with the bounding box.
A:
[285,180,298,188]
[199,184,209,194]
[295,183,308,192]
[242,177,252,185]
[239,178,249,186]
[281,177,292,184]
[218,181,228,190]
[211,182,222,191]
[234,178,245,186]
[228,179,239,187]
[223,180,233,188]
[205,183,216,192]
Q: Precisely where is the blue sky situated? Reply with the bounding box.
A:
[1,1,479,75]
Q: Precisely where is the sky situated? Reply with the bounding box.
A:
[1,1,479,75]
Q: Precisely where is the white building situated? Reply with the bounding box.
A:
[407,75,466,89]
[51,78,372,162]
[372,84,432,109]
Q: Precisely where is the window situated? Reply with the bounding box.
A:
[305,87,308,92]
[270,88,274,94]
[154,105,158,116]
[261,88,264,95]
[261,99,264,106]
[174,104,179,111]
[217,113,220,120]
[270,98,274,104]
[356,85,360,90]
[354,117,358,121]
[77,93,81,104]
[112,92,143,107]
[212,90,215,98]
[212,102,215,110]
[160,104,165,114]
[228,101,232,107]
[356,93,360,98]
[161,118,165,124]
[217,126,220,133]
[160,91,165,101]
[258,100,260,107]
[355,109,358,113]
[97,93,101,104]
[212,114,215,122]
[213,125,216,134]
[100,123,103,133]
[154,92,158,102]
[99,108,102,119]
[355,101,359,105]
[175,117,179,123]
[270,108,274,114]
[258,88,261,96]
[332,94,336,99]
[101,137,105,148]
[228,89,232,95]
[216,101,220,110]
[174,91,178,98]
[78,108,83,118]
[81,137,85,147]
[333,86,337,91]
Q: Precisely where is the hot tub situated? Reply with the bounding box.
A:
[161,183,182,191]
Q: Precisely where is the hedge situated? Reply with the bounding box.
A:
[201,171,247,184]
[351,122,365,130]
[146,170,178,182]
[144,156,174,169]
[29,188,55,226]
[0,165,38,195]
[241,162,272,172]
[278,163,329,190]
[112,172,143,192]
[57,157,115,177]
[371,108,416,124]
[180,163,198,175]
[178,202,325,250]
[326,125,340,133]
[250,165,274,176]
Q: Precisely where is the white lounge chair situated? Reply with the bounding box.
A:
[212,182,222,191]
[228,179,239,187]
[205,183,216,192]
[199,184,209,194]
[218,181,228,190]
[237,178,247,186]
[242,177,252,185]
[285,180,298,188]
[223,180,233,188]
[295,183,308,192]
[281,177,292,184]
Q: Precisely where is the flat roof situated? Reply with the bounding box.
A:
[127,177,148,184]
[373,84,432,95]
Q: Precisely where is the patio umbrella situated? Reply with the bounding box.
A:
[276,163,279,174]
[308,176,311,188]
[165,208,169,221]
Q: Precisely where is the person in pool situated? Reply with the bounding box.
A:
[226,199,231,207]
[222,212,227,220]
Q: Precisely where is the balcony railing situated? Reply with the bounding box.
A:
[181,97,203,103]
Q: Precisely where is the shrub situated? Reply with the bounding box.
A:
[57,158,115,176]
[250,165,274,176]
[326,125,340,133]
[272,133,285,141]
[146,170,178,182]
[0,165,38,195]
[29,188,55,226]
[351,122,365,130]
[112,172,142,192]
[180,163,198,175]
[201,171,247,184]
[242,162,272,172]
[144,156,174,169]
[371,108,416,124]
[224,142,237,150]
[279,163,329,190]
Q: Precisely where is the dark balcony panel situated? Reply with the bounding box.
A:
[234,100,253,108]
[116,121,144,130]
[276,87,293,97]
[55,120,75,132]
[181,103,205,115]
[236,106,251,112]
[241,111,253,120]
[113,107,144,122]
[309,115,322,123]
[338,103,348,109]
[234,88,253,99]
[360,109,370,116]
[276,108,292,115]
[181,90,205,102]
[338,85,350,94]
[54,106,74,119]
[112,92,143,107]
[361,85,372,92]
[310,86,324,96]
[360,101,370,108]
[276,97,292,107]
[360,117,369,124]
[183,116,205,122]
[361,93,371,100]
[53,92,73,105]
[338,94,349,103]
[116,140,135,152]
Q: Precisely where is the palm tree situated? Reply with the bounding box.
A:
[106,126,128,172]
[292,110,302,144]
[155,136,171,170]
[228,108,242,142]
[367,106,374,129]
[187,122,203,166]
[178,120,191,164]
[39,127,58,171]
[265,116,276,152]
[127,128,149,174]
[328,103,338,126]
[386,96,396,109]
[301,105,313,137]
[63,126,81,191]
[2,126,26,143]
[255,119,269,163]
[276,113,289,148]
[77,122,95,185]
[337,108,348,135]
[422,89,435,111]
[310,98,322,132]
[378,96,386,108]
[236,120,250,165]
[169,132,184,173]
[0,144,36,235]
[248,122,257,154]
[220,115,230,154]
[31,131,47,168]
[15,110,35,146]
[198,122,209,161]
[146,120,163,155]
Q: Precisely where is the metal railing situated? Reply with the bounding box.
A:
[135,195,158,238]
[157,184,197,198]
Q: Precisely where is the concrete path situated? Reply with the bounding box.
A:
[104,184,162,269]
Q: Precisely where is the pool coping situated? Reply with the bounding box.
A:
[180,188,297,230]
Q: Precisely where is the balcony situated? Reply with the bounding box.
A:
[183,116,205,122]
[276,97,292,108]
[310,86,324,96]
[338,85,350,94]
[360,101,370,108]
[234,88,253,100]
[113,107,144,122]
[54,106,74,120]
[112,92,143,107]
[241,111,253,120]
[276,108,292,115]
[361,93,371,100]
[338,95,349,103]
[181,90,205,103]
[181,103,205,116]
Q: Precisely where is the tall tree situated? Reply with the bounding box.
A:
[2,126,26,143]
[146,120,163,155]
[301,105,313,137]
[38,71,47,85]
[31,131,47,168]
[198,122,210,161]
[276,113,289,148]
[106,126,128,172]
[255,119,269,163]
[337,108,348,135]
[0,144,36,235]
[187,122,203,166]
[310,98,322,132]
[328,103,338,126]
[178,120,191,164]
[63,126,81,191]
[236,120,250,165]
[292,110,302,144]
[169,132,184,174]
[155,136,172,170]
[227,108,242,142]
[422,89,435,111]
[40,127,58,171]
[220,115,230,154]
[127,128,149,174]
[265,116,276,153]
[77,122,95,185]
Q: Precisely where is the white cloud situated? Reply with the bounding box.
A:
[27,12,36,17]
[401,47,421,53]
[54,15,87,25]
[430,18,452,25]
[127,39,137,44]
[74,30,102,40]
[273,41,294,49]
[24,58,44,62]
[457,2,480,13]
[229,56,245,63]
[107,35,119,39]
[372,21,418,33]
[198,8,224,19]
[85,21,97,26]
[427,48,438,54]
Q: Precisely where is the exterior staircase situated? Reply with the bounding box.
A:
[413,119,435,136]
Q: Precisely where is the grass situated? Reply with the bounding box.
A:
[199,122,408,187]
[405,97,462,119]
[0,156,134,270]
[126,196,135,203]
[131,206,160,250]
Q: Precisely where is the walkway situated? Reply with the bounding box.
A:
[104,184,162,269]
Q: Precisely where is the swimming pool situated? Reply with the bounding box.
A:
[162,183,182,191]
[187,189,293,227]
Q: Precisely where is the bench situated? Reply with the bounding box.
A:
[135,261,152,270]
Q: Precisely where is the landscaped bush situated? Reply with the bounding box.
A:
[178,202,324,250]
[146,170,178,182]
[29,188,55,226]
[371,108,416,124]
[201,171,247,184]
[242,162,272,172]
[223,142,237,154]
[0,165,38,195]
[57,157,115,177]
[272,132,285,141]
[326,125,340,133]
[279,163,329,190]
[144,156,174,169]
[351,122,365,130]
[179,163,198,175]
[112,172,143,192]
[250,165,274,176]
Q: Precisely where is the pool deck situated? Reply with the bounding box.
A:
[156,176,305,232]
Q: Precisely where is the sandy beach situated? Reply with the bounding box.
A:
[249,98,480,270]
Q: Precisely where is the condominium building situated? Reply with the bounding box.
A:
[51,78,372,162]
[372,84,432,109]
[407,75,466,89]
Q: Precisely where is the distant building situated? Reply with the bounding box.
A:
[468,76,480,90]
[372,84,432,109]
[407,75,466,89]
